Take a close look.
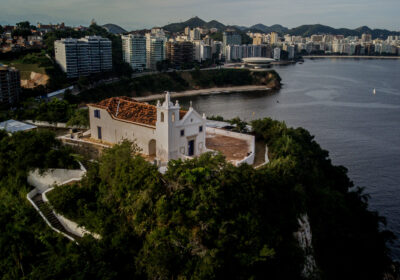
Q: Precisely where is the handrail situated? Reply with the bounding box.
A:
[26,190,76,242]
[26,160,88,243]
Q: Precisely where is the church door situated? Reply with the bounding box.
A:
[188,140,195,156]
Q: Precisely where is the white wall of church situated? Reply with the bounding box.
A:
[154,98,206,162]
[88,106,156,155]
[173,109,206,158]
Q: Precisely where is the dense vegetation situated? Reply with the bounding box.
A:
[78,69,281,103]
[0,130,82,279]
[251,118,394,279]
[41,118,393,279]
[10,21,35,38]
[0,97,89,127]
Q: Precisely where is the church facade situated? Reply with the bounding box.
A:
[88,93,207,162]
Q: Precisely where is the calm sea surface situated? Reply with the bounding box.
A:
[179,59,400,260]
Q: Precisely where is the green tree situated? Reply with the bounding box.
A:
[16,21,31,29]
[66,108,89,127]
[229,117,248,133]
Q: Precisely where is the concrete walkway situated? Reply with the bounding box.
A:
[26,162,98,242]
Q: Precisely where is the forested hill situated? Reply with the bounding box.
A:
[287,24,400,39]
[0,117,395,279]
[162,17,400,39]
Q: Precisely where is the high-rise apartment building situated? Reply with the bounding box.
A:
[273,47,281,60]
[261,45,272,58]
[200,44,212,61]
[193,41,212,62]
[184,26,190,36]
[54,36,112,78]
[270,32,279,44]
[222,32,242,47]
[81,36,112,73]
[55,38,90,77]
[0,64,21,104]
[253,37,263,45]
[287,45,295,59]
[190,28,201,41]
[311,35,323,42]
[146,35,165,70]
[361,33,372,43]
[166,41,194,67]
[122,34,146,71]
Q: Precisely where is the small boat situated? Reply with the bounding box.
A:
[373,88,376,95]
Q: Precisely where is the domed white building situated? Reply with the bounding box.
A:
[242,57,274,69]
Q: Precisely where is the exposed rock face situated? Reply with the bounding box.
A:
[265,79,281,90]
[294,214,318,279]
[21,71,49,88]
[253,72,281,89]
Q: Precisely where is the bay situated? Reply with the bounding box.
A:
[179,59,400,260]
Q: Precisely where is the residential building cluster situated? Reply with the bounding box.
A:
[122,25,399,69]
[54,36,112,78]
[248,32,400,57]
[0,22,87,53]
[122,27,223,71]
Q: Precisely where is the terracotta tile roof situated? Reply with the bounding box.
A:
[89,97,187,127]
[179,110,186,119]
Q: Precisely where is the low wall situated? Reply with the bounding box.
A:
[26,188,76,242]
[27,161,86,193]
[28,169,85,193]
[43,187,100,239]
[24,120,88,130]
[59,135,111,148]
[206,127,255,166]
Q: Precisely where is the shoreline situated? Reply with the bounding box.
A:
[304,55,400,59]
[135,85,271,102]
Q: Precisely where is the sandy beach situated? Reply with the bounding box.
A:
[135,85,271,102]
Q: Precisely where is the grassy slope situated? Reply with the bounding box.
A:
[0,58,47,79]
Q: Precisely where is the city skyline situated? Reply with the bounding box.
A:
[1,0,399,31]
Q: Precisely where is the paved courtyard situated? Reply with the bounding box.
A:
[206,134,250,161]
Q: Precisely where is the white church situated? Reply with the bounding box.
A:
[88,92,207,162]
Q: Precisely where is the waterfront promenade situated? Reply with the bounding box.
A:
[304,55,400,59]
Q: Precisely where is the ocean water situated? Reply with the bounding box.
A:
[178,59,400,260]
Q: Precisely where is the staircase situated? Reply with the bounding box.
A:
[32,194,81,241]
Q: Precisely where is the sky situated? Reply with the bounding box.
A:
[1,0,399,31]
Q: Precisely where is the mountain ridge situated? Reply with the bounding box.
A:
[160,17,400,39]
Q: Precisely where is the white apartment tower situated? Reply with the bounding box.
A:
[146,35,165,70]
[54,36,112,78]
[81,36,112,73]
[273,47,281,60]
[122,34,146,71]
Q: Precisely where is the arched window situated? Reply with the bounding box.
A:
[160,112,164,122]
[171,112,175,123]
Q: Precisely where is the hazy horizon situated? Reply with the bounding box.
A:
[1,0,399,31]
